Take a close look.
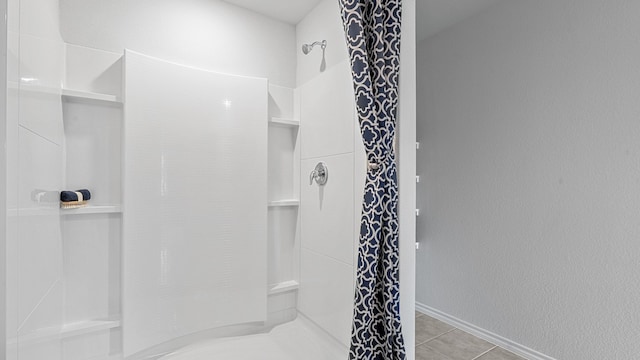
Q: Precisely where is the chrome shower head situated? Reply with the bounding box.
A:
[302,40,327,55]
[302,44,312,54]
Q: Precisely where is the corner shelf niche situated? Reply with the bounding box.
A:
[269,117,299,127]
[266,85,301,327]
[268,199,300,207]
[61,82,123,359]
[268,280,300,295]
[60,205,122,215]
[62,88,122,103]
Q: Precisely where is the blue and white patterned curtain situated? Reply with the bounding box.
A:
[339,0,405,359]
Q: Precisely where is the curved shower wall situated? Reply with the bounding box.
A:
[122,50,269,357]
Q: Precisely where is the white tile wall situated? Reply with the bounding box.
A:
[301,153,354,265]
[296,3,359,347]
[8,0,68,358]
[268,84,295,119]
[267,207,299,286]
[5,213,18,357]
[268,126,297,202]
[18,35,64,144]
[62,99,122,206]
[299,60,355,160]
[17,127,63,329]
[62,329,111,360]
[5,0,18,353]
[64,44,122,97]
[18,336,62,360]
[7,0,18,33]
[295,0,349,87]
[59,0,297,88]
[267,292,298,327]
[298,249,354,346]
[17,280,63,336]
[62,214,120,323]
[18,0,60,39]
[7,30,18,84]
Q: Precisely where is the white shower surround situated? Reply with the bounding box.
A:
[4,0,417,359]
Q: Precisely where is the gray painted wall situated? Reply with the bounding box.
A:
[0,0,6,355]
[416,1,640,359]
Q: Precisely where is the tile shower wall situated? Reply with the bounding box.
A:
[296,0,366,348]
[6,0,65,359]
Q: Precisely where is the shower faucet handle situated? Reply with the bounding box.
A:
[309,162,328,186]
[309,170,318,185]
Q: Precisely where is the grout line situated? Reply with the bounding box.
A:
[415,328,455,347]
[471,345,498,360]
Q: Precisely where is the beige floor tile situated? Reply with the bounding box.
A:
[416,310,425,318]
[416,344,455,360]
[476,347,526,360]
[424,329,495,360]
[415,315,455,345]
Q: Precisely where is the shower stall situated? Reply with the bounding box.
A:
[2,0,416,359]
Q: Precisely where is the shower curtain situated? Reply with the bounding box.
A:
[339,0,405,359]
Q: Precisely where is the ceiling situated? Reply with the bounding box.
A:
[222,0,502,40]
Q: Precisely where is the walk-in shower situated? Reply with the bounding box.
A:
[3,0,416,359]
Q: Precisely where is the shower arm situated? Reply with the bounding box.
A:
[309,40,326,49]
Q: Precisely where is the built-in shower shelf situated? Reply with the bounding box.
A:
[61,205,122,215]
[268,199,300,207]
[61,320,122,338]
[6,320,121,347]
[269,117,300,127]
[268,280,299,295]
[62,88,122,103]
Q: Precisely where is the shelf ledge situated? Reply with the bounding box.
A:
[61,205,122,215]
[269,118,300,127]
[6,319,121,347]
[268,199,300,207]
[268,280,300,295]
[62,320,122,339]
[62,88,122,103]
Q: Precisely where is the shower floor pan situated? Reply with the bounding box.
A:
[159,317,347,360]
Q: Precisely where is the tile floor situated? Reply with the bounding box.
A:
[415,312,527,360]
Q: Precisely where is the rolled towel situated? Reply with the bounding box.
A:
[60,189,92,209]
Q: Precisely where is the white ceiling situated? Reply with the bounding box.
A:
[222,0,501,39]
[417,0,503,41]
[222,0,323,24]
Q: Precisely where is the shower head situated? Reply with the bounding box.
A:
[302,40,327,55]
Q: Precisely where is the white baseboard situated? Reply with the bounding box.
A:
[415,302,556,360]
